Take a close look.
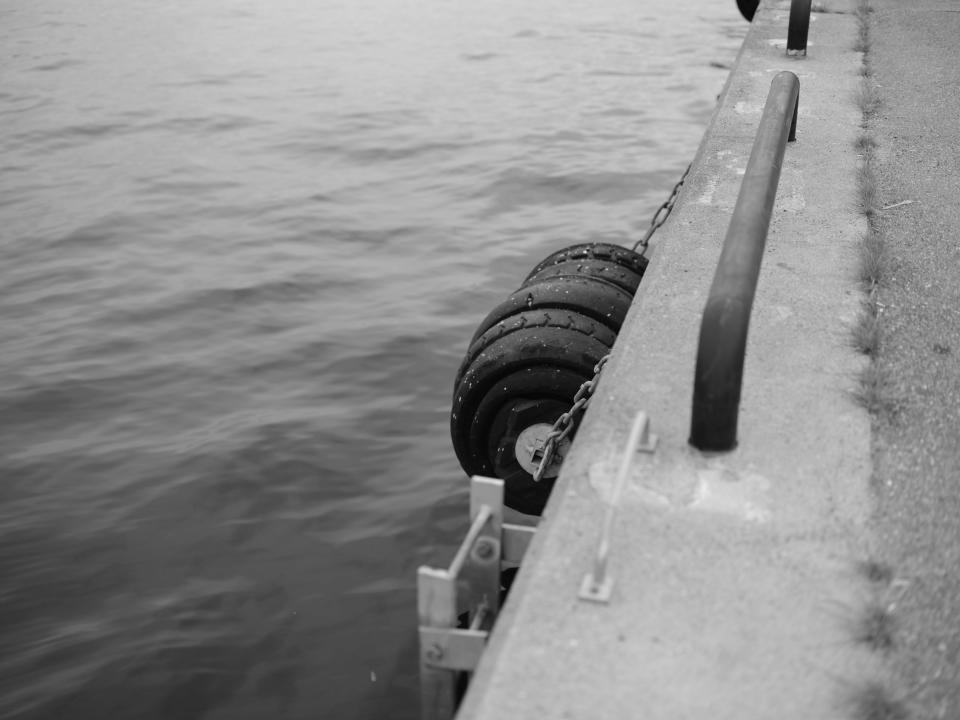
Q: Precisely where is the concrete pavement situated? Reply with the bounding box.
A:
[456,1,891,717]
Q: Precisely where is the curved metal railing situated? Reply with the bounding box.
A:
[689,71,800,452]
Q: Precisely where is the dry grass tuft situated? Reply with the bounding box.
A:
[857,80,882,118]
[852,682,909,720]
[856,133,878,157]
[854,17,869,53]
[859,229,887,288]
[857,602,896,651]
[852,304,881,355]
[851,0,898,420]
[854,33,869,54]
[860,559,895,585]
[858,163,879,217]
[854,0,872,66]
[854,361,898,415]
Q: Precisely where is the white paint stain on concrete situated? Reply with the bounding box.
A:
[689,467,772,522]
[771,305,794,322]
[778,167,806,212]
[778,189,806,212]
[696,175,718,205]
[750,68,818,81]
[586,452,772,524]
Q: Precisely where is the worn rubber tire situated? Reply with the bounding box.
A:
[451,327,608,511]
[453,308,617,393]
[525,242,648,281]
[522,258,643,296]
[461,367,587,515]
[469,277,633,344]
[480,380,575,515]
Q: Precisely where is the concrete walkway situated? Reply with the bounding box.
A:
[456,1,891,717]
[867,1,960,716]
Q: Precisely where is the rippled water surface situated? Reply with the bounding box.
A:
[1,1,743,717]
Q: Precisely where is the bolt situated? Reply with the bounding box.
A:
[425,643,444,663]
[472,538,497,563]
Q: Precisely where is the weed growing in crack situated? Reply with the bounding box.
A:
[859,230,886,288]
[852,682,909,720]
[852,303,881,355]
[855,361,898,415]
[857,602,896,651]
[860,559,895,586]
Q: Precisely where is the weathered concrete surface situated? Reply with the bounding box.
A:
[457,1,886,717]
[867,1,960,715]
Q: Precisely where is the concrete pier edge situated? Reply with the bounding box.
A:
[457,0,893,717]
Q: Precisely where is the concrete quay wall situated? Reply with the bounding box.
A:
[458,1,889,717]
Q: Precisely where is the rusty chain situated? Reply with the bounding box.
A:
[532,354,610,482]
[631,163,691,255]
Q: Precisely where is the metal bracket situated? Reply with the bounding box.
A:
[502,523,535,565]
[578,412,656,604]
[579,570,615,603]
[417,476,539,720]
[419,626,489,671]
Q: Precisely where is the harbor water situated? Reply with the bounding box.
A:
[0,0,743,717]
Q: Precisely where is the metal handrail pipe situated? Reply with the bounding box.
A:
[787,0,812,55]
[689,71,800,452]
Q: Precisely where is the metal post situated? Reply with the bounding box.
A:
[787,0,812,56]
[418,568,458,720]
[689,71,800,452]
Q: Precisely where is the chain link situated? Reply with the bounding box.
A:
[528,170,688,481]
[532,354,610,482]
[631,163,691,255]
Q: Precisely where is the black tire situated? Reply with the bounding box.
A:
[451,327,609,511]
[737,0,759,21]
[480,378,577,515]
[460,367,587,515]
[453,308,617,393]
[525,242,648,281]
[522,258,644,296]
[469,277,633,345]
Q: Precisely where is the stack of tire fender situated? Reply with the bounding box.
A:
[450,243,648,517]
